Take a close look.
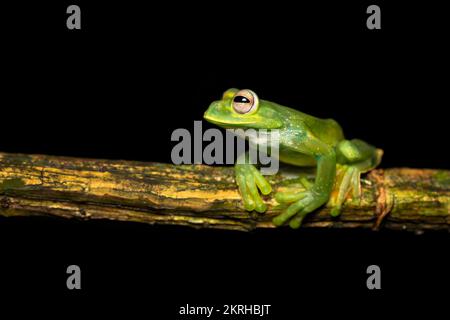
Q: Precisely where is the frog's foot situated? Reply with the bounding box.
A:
[235,164,272,213]
[328,165,362,217]
[273,189,328,229]
[330,142,383,217]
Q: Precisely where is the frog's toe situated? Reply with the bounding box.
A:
[272,213,289,226]
[273,203,306,227]
[351,168,361,200]
[275,191,308,203]
[273,191,326,227]
[235,173,255,211]
[272,200,304,226]
[289,213,306,229]
[245,171,268,212]
[246,174,267,212]
[235,165,271,213]
[329,165,362,217]
[249,165,272,195]
[330,205,342,217]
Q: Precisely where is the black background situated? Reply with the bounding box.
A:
[1,1,449,318]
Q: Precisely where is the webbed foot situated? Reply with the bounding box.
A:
[273,189,328,229]
[330,141,383,217]
[328,164,362,217]
[235,164,272,213]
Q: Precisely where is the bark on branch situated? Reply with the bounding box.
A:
[0,152,448,232]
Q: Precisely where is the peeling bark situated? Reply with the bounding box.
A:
[0,152,448,232]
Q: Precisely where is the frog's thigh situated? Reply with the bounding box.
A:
[336,140,367,163]
[336,139,381,172]
[279,152,316,167]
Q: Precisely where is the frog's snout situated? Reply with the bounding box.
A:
[203,101,219,122]
[203,107,212,121]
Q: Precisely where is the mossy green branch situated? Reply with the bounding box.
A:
[0,152,448,232]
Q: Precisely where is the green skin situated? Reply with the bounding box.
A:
[204,88,382,228]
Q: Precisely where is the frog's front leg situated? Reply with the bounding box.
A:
[235,151,272,213]
[274,137,336,228]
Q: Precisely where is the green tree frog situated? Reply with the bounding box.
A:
[204,88,383,228]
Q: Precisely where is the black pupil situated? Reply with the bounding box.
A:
[234,96,250,103]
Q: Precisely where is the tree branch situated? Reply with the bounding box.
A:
[0,152,448,232]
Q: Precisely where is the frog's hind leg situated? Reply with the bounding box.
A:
[329,139,383,217]
[329,165,360,216]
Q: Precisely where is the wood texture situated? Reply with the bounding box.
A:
[0,152,448,232]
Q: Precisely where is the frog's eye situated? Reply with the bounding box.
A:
[232,89,259,114]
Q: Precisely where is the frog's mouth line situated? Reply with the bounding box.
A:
[203,115,255,127]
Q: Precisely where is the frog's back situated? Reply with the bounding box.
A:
[271,102,345,147]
